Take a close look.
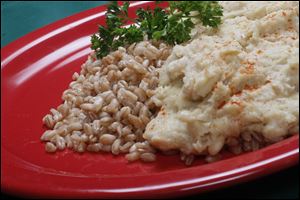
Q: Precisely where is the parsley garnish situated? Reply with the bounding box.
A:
[91,1,223,58]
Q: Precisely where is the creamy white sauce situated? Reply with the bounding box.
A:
[144,1,299,155]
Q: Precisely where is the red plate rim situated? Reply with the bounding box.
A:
[1,2,299,199]
[1,136,299,198]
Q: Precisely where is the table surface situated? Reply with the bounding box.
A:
[1,1,299,199]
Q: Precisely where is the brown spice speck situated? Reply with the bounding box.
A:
[224,72,230,79]
[217,101,226,109]
[265,80,271,84]
[282,11,287,17]
[148,123,155,131]
[234,91,242,96]
[230,101,242,106]
[229,85,237,94]
[240,61,255,74]
[159,107,166,116]
[213,83,219,91]
[244,85,258,91]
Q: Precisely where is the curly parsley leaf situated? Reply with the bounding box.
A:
[91,1,223,58]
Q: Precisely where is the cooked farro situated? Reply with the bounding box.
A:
[41,41,171,163]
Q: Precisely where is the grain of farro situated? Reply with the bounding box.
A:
[43,114,55,129]
[99,134,117,145]
[125,152,140,162]
[87,143,102,152]
[133,87,147,102]
[111,138,122,155]
[184,155,195,166]
[242,141,252,152]
[127,114,143,129]
[251,139,260,151]
[67,122,82,132]
[89,135,98,143]
[83,123,93,135]
[119,141,134,153]
[103,98,120,113]
[99,116,113,126]
[45,142,57,153]
[70,132,82,141]
[65,134,73,148]
[140,152,156,162]
[121,126,132,136]
[75,142,86,153]
[55,135,66,150]
[124,134,136,142]
[241,132,252,142]
[40,130,56,141]
[80,134,89,142]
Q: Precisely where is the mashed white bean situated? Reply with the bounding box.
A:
[144,1,299,156]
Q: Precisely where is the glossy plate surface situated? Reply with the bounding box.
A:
[1,2,299,198]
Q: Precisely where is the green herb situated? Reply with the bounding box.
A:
[91,1,223,58]
[91,1,143,58]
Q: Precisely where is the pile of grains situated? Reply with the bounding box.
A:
[41,41,171,162]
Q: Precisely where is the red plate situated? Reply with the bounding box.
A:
[1,1,299,198]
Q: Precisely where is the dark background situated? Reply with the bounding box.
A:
[1,1,299,199]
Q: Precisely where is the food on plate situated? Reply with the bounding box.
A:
[41,1,299,165]
[41,41,171,162]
